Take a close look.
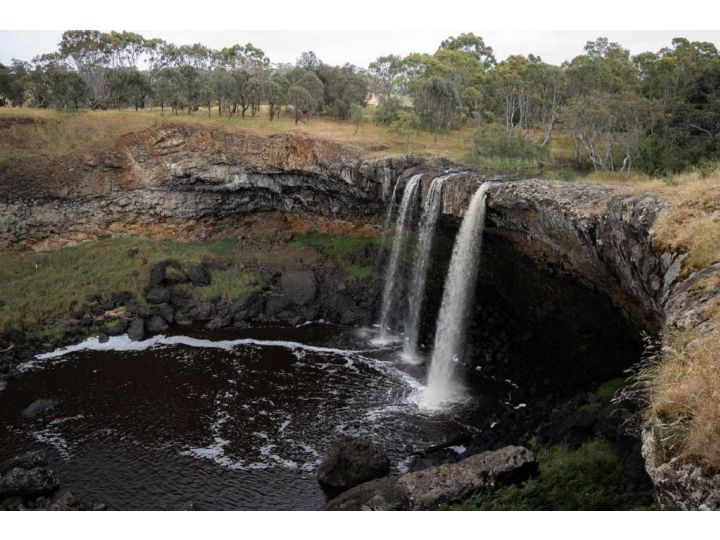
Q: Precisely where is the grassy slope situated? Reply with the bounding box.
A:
[0,106,476,172]
[0,233,378,338]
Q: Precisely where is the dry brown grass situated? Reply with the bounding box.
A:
[0,108,161,175]
[0,107,476,175]
[644,326,720,472]
[645,168,720,275]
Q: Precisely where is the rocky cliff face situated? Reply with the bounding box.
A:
[0,124,418,250]
[2,125,718,509]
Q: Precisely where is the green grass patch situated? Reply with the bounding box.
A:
[348,264,373,281]
[0,236,247,331]
[451,438,654,511]
[178,268,258,301]
[545,169,584,182]
[291,232,377,259]
[463,155,542,172]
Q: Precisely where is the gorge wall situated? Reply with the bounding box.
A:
[2,123,718,509]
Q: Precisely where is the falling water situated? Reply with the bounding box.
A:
[374,178,400,269]
[401,174,450,363]
[421,182,493,409]
[376,174,422,341]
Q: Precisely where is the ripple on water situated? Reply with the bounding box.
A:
[0,324,508,509]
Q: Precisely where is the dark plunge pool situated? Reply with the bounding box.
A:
[0,324,513,510]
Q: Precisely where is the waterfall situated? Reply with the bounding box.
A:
[421,182,492,409]
[374,178,400,269]
[376,174,422,341]
[401,174,450,363]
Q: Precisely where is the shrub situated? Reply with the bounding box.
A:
[373,97,403,125]
[472,123,549,161]
[452,438,654,510]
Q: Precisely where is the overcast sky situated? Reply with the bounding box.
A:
[2,30,719,68]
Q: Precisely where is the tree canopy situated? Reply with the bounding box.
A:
[1,31,718,174]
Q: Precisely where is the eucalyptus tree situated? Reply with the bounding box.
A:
[46,65,89,110]
[350,103,364,133]
[526,60,567,146]
[296,51,321,70]
[565,37,639,96]
[0,60,30,106]
[563,91,658,171]
[439,33,496,69]
[58,30,113,108]
[369,54,404,123]
[633,38,720,171]
[315,63,369,119]
[263,78,284,120]
[287,85,315,124]
[412,76,461,141]
[154,67,184,114]
[108,31,146,68]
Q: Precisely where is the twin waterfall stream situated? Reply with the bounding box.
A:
[376,174,493,410]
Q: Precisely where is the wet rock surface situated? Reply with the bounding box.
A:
[317,437,391,492]
[324,445,536,510]
[21,398,58,419]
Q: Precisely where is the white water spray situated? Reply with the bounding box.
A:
[420,182,493,409]
[376,174,422,341]
[402,174,450,362]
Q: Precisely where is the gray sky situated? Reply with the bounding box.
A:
[2,30,719,68]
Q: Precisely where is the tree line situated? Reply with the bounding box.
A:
[1,31,719,174]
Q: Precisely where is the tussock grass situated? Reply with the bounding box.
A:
[637,327,720,473]
[646,166,720,275]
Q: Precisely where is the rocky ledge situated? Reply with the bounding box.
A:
[0,123,419,250]
[323,445,537,510]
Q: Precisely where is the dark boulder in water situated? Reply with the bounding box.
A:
[0,466,58,498]
[317,437,390,492]
[127,317,145,342]
[146,315,168,335]
[21,398,57,419]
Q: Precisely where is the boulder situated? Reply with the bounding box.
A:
[0,450,50,474]
[265,295,292,318]
[145,315,168,335]
[127,317,145,342]
[163,265,188,285]
[0,467,58,498]
[153,302,175,324]
[187,300,213,320]
[396,445,537,510]
[323,476,405,511]
[324,445,537,511]
[317,437,390,492]
[147,262,167,287]
[231,292,266,322]
[21,399,58,419]
[186,263,211,287]
[280,270,317,305]
[145,286,171,305]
